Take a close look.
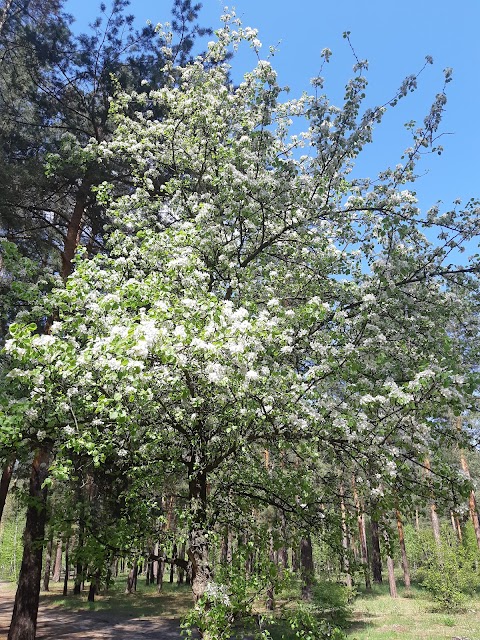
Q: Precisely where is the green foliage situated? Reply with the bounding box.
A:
[266,604,347,640]
[414,526,480,611]
[0,501,24,580]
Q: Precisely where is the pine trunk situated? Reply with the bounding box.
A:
[352,477,371,590]
[370,517,383,584]
[8,447,50,640]
[43,536,53,592]
[395,509,411,589]
[62,539,69,596]
[456,418,480,549]
[386,555,398,598]
[300,535,314,601]
[52,540,62,582]
[340,484,352,588]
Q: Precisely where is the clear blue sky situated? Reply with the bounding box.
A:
[66,0,480,225]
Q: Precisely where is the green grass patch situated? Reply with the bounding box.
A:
[347,583,480,640]
[40,576,194,619]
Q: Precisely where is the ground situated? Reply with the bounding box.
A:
[2,580,480,639]
[347,585,480,640]
[0,580,190,640]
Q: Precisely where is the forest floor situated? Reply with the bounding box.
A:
[0,580,191,639]
[347,584,480,640]
[2,579,480,640]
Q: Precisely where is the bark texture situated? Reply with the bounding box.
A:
[8,448,50,640]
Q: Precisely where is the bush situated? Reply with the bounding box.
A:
[418,527,480,611]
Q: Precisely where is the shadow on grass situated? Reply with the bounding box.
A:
[40,580,194,620]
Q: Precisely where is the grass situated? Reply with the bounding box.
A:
[4,574,480,639]
[347,583,480,640]
[34,575,194,620]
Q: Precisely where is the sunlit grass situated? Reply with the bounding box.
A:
[347,582,480,640]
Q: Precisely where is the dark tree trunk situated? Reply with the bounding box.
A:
[43,536,53,592]
[61,179,90,279]
[370,517,383,584]
[170,543,177,583]
[300,535,314,601]
[8,447,50,640]
[52,539,62,582]
[0,456,15,524]
[177,542,186,583]
[62,539,69,596]
[187,467,211,603]
[125,561,138,594]
[352,477,371,590]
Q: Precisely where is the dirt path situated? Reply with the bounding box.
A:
[0,584,185,639]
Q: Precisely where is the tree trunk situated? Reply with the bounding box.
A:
[153,542,159,580]
[352,477,371,590]
[61,179,90,280]
[370,517,383,584]
[300,535,314,601]
[170,543,177,583]
[456,417,480,550]
[62,539,69,596]
[0,457,15,524]
[8,447,50,640]
[125,561,138,594]
[340,484,352,588]
[157,552,164,593]
[395,509,411,590]
[386,555,398,598]
[424,458,441,545]
[187,468,211,603]
[52,539,62,582]
[278,510,288,570]
[177,542,186,583]
[43,536,53,592]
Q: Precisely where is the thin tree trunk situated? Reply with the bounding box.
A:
[0,457,15,524]
[456,417,480,550]
[424,458,441,545]
[300,535,314,601]
[370,516,383,584]
[386,555,398,598]
[177,542,186,583]
[62,539,69,596]
[43,536,53,592]
[157,551,164,593]
[8,447,50,640]
[125,560,138,594]
[279,510,288,570]
[352,476,371,590]
[340,484,352,588]
[266,531,275,610]
[395,509,411,590]
[52,539,62,582]
[170,543,177,583]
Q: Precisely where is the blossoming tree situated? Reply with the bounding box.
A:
[2,12,480,639]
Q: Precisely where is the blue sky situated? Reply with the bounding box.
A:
[66,0,479,230]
